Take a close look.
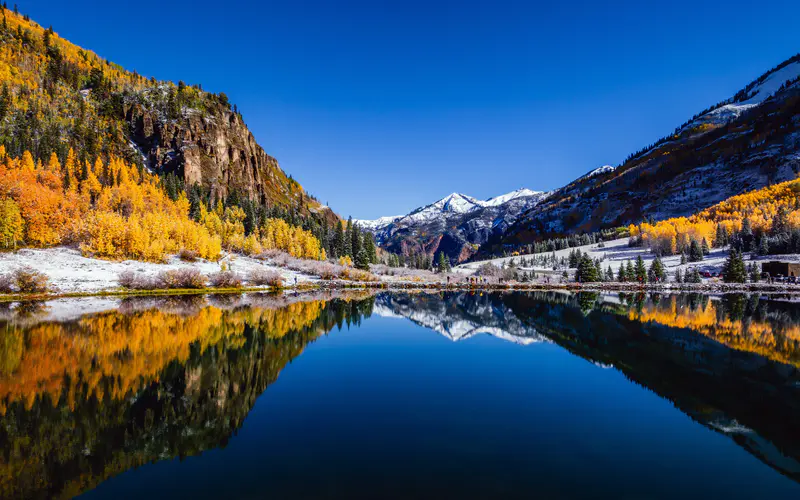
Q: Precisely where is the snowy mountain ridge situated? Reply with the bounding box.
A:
[356,188,548,232]
[355,187,550,262]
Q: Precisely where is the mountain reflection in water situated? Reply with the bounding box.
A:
[0,291,799,498]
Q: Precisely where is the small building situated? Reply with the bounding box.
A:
[761,261,800,277]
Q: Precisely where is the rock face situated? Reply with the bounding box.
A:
[357,189,548,263]
[123,97,334,221]
[128,104,273,201]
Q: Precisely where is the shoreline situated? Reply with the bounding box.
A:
[4,280,800,302]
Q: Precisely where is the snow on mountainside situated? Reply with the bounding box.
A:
[685,59,800,131]
[482,53,800,257]
[580,165,617,180]
[355,188,549,262]
[356,188,548,231]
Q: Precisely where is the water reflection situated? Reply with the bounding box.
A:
[0,292,375,499]
[0,291,799,498]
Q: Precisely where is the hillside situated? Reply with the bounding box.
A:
[357,188,548,263]
[0,6,333,222]
[479,53,800,257]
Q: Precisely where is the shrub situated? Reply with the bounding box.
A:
[178,249,199,262]
[157,268,207,289]
[118,271,161,290]
[248,268,284,287]
[208,271,242,288]
[118,270,138,289]
[14,266,49,293]
[0,273,13,293]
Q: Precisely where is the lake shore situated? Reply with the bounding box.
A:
[4,278,800,302]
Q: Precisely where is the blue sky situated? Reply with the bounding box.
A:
[22,0,800,219]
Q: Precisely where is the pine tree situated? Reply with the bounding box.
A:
[634,256,647,283]
[722,250,747,283]
[343,217,353,257]
[701,237,710,255]
[625,260,635,281]
[749,262,761,283]
[355,245,370,271]
[576,254,599,282]
[617,265,626,282]
[688,239,704,262]
[332,220,345,258]
[758,236,769,256]
[674,268,683,283]
[605,266,614,282]
[436,252,449,273]
[686,267,702,283]
[680,252,687,265]
[648,256,666,283]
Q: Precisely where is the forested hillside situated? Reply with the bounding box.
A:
[0,5,334,221]
[480,53,800,257]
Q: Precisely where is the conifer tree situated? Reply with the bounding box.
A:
[605,265,614,282]
[634,256,647,282]
[674,268,683,283]
[688,239,704,262]
[648,256,666,283]
[722,250,747,283]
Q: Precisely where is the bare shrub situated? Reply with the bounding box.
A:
[118,271,161,290]
[14,266,49,293]
[118,270,137,289]
[474,262,502,277]
[248,268,284,287]
[0,273,13,293]
[157,268,207,289]
[208,271,243,288]
[178,249,199,262]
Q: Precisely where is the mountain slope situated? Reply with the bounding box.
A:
[357,188,548,262]
[478,53,800,256]
[0,6,333,221]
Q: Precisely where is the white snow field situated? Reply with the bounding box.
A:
[0,247,314,294]
[453,237,786,281]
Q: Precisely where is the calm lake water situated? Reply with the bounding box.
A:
[1,291,800,499]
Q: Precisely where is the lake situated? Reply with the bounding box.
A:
[1,290,799,499]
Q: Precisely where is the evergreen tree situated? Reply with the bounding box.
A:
[772,207,789,236]
[350,224,361,260]
[332,220,345,258]
[605,265,614,282]
[701,237,710,255]
[343,217,353,257]
[680,252,687,265]
[758,236,769,256]
[688,239,704,262]
[436,252,450,273]
[674,268,683,283]
[363,232,377,263]
[634,256,647,282]
[749,262,761,283]
[648,256,666,283]
[355,245,370,271]
[625,260,635,281]
[722,250,747,283]
[575,254,599,282]
[740,217,753,252]
[686,267,702,283]
[617,264,626,282]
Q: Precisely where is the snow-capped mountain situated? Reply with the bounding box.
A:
[356,188,549,262]
[481,53,800,257]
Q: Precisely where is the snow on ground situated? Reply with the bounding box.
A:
[454,237,752,281]
[0,247,314,294]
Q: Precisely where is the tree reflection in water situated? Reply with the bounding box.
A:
[1,290,799,498]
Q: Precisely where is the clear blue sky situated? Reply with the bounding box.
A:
[21,0,800,219]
